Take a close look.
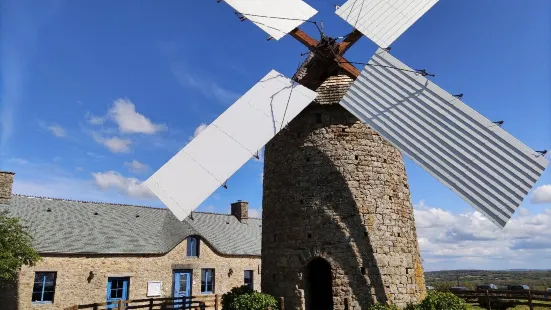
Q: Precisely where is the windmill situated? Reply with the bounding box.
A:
[145,0,549,308]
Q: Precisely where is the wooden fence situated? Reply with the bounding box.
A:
[64,295,285,310]
[450,289,551,310]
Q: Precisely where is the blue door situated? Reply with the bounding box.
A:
[106,277,129,308]
[173,270,192,308]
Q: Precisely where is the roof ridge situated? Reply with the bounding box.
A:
[11,195,260,218]
[13,194,163,210]
[191,211,262,219]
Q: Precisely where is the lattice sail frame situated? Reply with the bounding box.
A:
[222,0,318,40]
[145,70,318,220]
[339,48,549,228]
[336,0,439,48]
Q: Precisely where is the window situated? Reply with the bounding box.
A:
[187,236,200,257]
[106,277,129,308]
[32,272,56,304]
[244,270,253,289]
[108,278,127,299]
[201,269,214,294]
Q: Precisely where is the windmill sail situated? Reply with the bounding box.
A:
[145,70,318,221]
[335,0,439,48]
[222,0,318,40]
[339,48,549,228]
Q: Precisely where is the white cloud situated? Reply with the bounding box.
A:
[188,123,208,142]
[8,157,29,165]
[531,184,551,204]
[171,63,238,104]
[413,200,551,270]
[85,112,105,125]
[108,98,167,134]
[92,133,132,153]
[193,123,207,138]
[249,208,262,218]
[124,160,149,174]
[46,124,66,137]
[86,152,105,159]
[203,205,216,212]
[92,171,155,199]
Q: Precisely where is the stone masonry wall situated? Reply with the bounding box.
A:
[15,237,261,310]
[0,171,15,205]
[262,75,425,309]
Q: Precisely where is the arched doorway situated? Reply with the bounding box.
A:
[304,258,334,310]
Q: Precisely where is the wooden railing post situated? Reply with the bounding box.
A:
[528,290,534,310]
[149,298,153,310]
[344,297,349,310]
[117,299,123,310]
[278,297,284,310]
[215,294,219,310]
[93,303,99,310]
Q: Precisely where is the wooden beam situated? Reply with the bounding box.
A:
[333,54,360,79]
[289,28,318,51]
[337,29,363,55]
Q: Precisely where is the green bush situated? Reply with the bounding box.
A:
[414,291,467,310]
[231,291,278,310]
[221,285,254,310]
[221,285,277,310]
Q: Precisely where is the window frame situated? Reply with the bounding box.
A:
[200,268,215,294]
[31,271,57,304]
[244,270,254,290]
[186,236,200,257]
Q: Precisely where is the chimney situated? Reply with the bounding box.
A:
[0,171,15,205]
[231,200,248,222]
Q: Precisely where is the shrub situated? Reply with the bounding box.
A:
[415,291,467,310]
[221,285,253,310]
[221,285,277,310]
[231,291,278,310]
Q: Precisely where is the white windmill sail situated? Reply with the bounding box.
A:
[339,48,549,228]
[335,0,439,48]
[145,70,318,221]
[222,0,318,40]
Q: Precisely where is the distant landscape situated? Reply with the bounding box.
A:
[425,270,551,291]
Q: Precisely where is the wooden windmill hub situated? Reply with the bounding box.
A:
[289,28,361,91]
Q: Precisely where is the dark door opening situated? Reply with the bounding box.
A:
[305,258,334,310]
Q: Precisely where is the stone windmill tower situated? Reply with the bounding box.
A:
[260,34,425,310]
[145,1,549,309]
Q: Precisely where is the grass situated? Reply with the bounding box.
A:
[468,306,550,310]
[466,300,551,310]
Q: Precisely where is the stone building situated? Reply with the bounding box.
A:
[0,171,261,310]
[262,57,426,309]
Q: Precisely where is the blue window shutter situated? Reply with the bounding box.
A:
[122,279,129,300]
[40,275,46,302]
[106,279,112,301]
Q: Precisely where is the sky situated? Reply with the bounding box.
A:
[0,0,550,271]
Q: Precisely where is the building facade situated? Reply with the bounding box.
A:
[0,171,261,310]
[262,70,426,309]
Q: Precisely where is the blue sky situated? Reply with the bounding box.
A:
[1,0,550,271]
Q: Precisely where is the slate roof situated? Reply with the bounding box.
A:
[0,195,261,256]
